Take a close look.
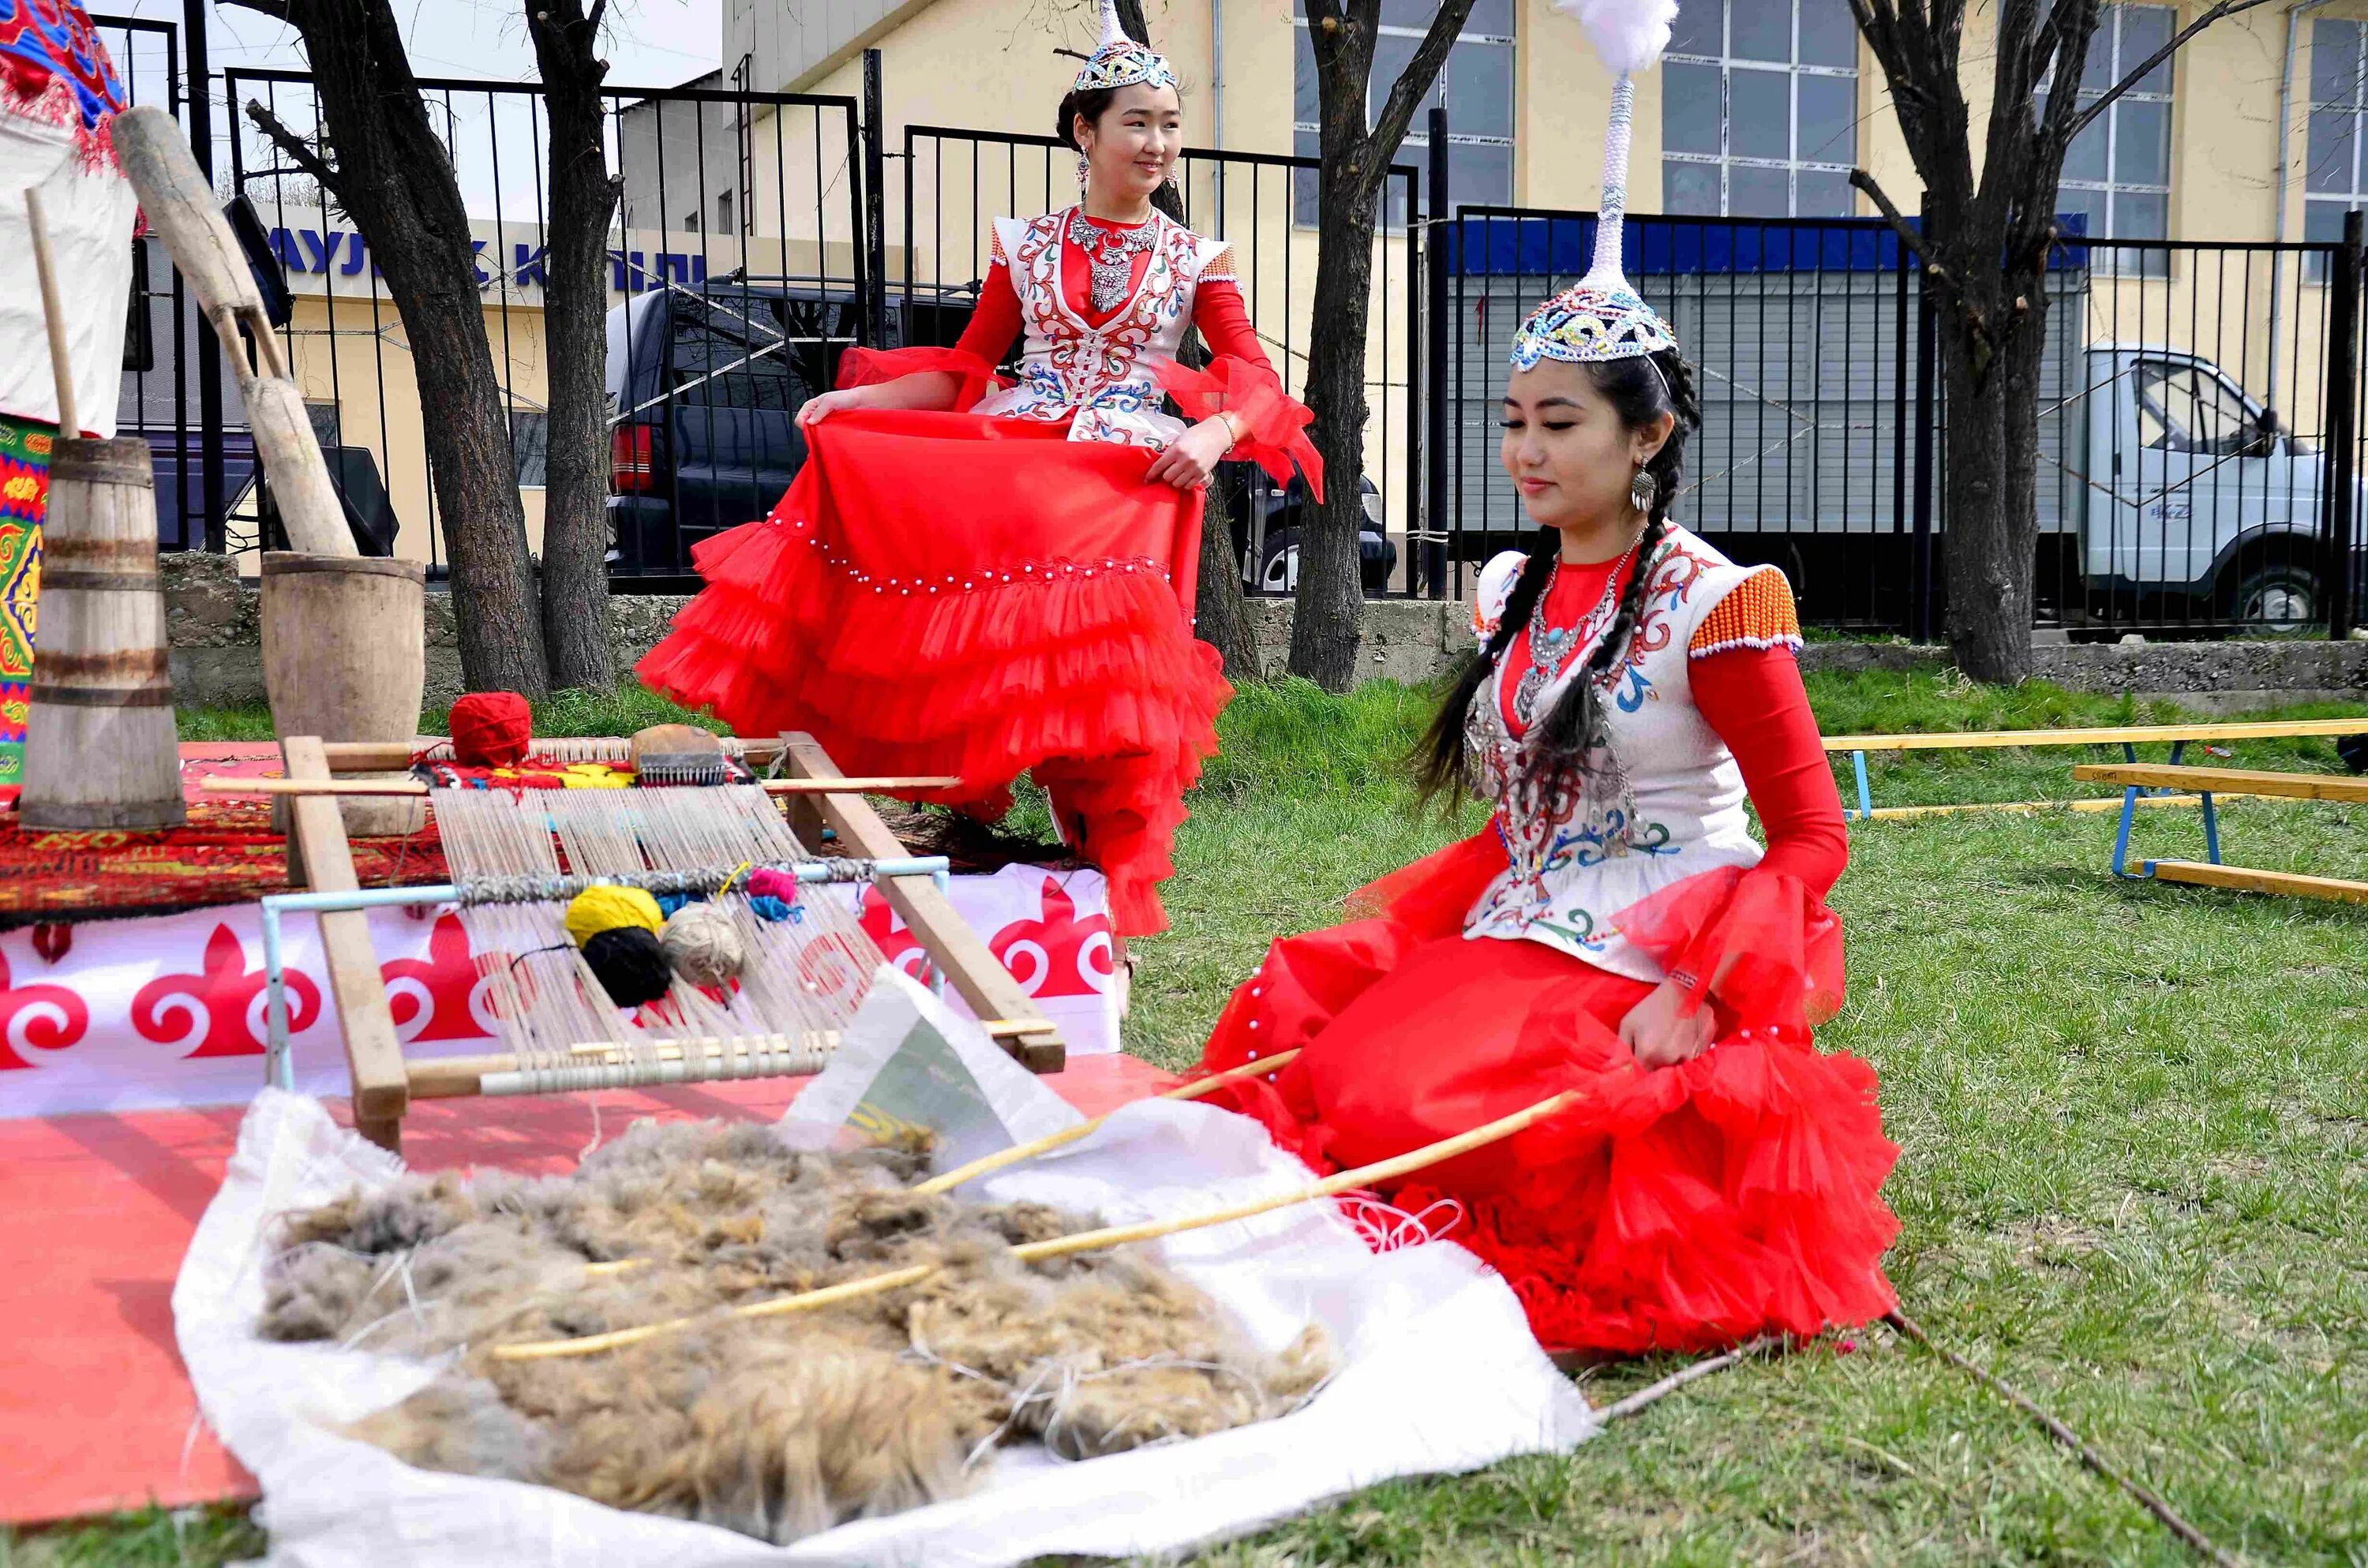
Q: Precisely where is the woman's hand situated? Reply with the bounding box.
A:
[1618,980,1717,1069]
[796,387,869,429]
[1143,417,1235,489]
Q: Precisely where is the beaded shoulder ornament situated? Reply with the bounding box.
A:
[1072,0,1178,94]
[1508,0,1681,371]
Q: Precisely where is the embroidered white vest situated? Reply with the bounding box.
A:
[1462,528,1787,984]
[970,207,1228,449]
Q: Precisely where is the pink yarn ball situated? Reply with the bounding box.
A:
[744,867,801,904]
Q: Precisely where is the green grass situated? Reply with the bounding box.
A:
[68,672,2368,1564]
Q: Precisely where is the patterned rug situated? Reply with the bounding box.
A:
[0,797,448,926]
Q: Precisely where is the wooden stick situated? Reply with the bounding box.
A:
[1595,1335,1782,1422]
[1885,1312,2242,1568]
[489,1080,1599,1363]
[23,188,78,441]
[912,1049,1306,1196]
[200,774,964,798]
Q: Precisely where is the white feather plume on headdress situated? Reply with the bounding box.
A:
[1553,0,1679,76]
[1507,0,1684,367]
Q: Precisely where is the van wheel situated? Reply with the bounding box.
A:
[2225,560,2321,634]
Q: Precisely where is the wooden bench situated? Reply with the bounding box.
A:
[1823,717,2367,821]
[2069,762,2368,904]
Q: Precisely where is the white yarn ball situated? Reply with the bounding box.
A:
[661,902,745,989]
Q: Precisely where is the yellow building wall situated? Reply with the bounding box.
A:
[267,294,553,574]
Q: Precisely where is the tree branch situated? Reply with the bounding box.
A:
[583,0,607,38]
[2065,0,2279,142]
[1849,168,1942,277]
[1367,0,1474,167]
[219,0,298,20]
[244,99,344,201]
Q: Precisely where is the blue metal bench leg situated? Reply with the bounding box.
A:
[1853,750,1872,821]
[2201,791,2220,865]
[2111,786,2143,878]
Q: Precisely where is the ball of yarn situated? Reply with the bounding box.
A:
[581,926,674,1009]
[747,894,794,924]
[744,867,801,905]
[661,902,744,988]
[564,885,663,949]
[449,691,535,767]
[656,893,695,919]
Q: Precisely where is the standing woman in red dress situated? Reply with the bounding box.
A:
[639,1,1320,964]
[1193,0,1899,1358]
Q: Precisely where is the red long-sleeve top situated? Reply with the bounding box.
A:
[837,213,1321,496]
[1501,555,1848,896]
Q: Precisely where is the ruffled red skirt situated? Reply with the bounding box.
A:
[635,410,1230,936]
[1199,834,1900,1357]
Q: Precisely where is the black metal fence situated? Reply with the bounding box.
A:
[1437,203,2362,638]
[100,29,2364,640]
[899,124,1422,597]
[217,66,870,582]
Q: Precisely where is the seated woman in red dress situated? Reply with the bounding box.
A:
[638,2,1317,955]
[1194,17,1898,1359]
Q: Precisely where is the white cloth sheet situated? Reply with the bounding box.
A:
[175,1038,1597,1564]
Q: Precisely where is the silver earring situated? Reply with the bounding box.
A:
[1629,467,1658,514]
[1077,154,1090,189]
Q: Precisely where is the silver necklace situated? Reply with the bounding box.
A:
[1066,211,1158,314]
[1511,545,1635,729]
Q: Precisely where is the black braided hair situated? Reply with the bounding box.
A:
[1415,347,1703,810]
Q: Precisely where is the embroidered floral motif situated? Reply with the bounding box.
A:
[988,208,1205,431]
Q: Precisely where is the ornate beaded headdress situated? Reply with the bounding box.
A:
[1509,0,1682,369]
[1072,0,1179,95]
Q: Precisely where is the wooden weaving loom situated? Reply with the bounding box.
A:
[246,731,1066,1153]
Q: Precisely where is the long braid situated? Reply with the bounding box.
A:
[1414,530,1558,808]
[1415,347,1699,811]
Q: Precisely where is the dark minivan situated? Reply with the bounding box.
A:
[604,279,1392,591]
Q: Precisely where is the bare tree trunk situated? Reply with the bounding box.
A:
[527,0,620,691]
[1287,0,1472,692]
[1290,188,1379,691]
[1193,481,1262,679]
[236,0,549,696]
[1111,0,1261,682]
[1848,0,2276,686]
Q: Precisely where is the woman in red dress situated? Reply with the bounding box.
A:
[1194,8,1898,1358]
[638,3,1318,955]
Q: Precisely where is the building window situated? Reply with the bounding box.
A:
[718,189,735,234]
[1293,1,1515,227]
[2308,17,2368,264]
[509,410,548,488]
[1662,0,1860,219]
[2044,3,2173,264]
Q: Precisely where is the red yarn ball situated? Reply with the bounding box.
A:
[450,691,534,767]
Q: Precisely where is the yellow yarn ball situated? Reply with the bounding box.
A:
[564,885,664,948]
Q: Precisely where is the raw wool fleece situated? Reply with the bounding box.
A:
[257,1120,1332,1545]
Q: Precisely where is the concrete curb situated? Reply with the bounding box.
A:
[164,555,2368,712]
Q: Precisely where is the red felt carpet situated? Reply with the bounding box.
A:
[0,1053,1175,1525]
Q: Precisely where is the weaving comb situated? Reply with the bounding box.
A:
[629,724,729,787]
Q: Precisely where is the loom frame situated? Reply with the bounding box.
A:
[277,730,1070,1153]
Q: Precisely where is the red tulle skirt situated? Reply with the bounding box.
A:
[635,410,1230,937]
[1199,833,1900,1357]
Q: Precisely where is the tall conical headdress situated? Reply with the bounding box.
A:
[1072,0,1179,94]
[1510,0,1682,369]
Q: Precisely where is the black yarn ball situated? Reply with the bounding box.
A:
[2339,733,2368,776]
[581,926,674,1009]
